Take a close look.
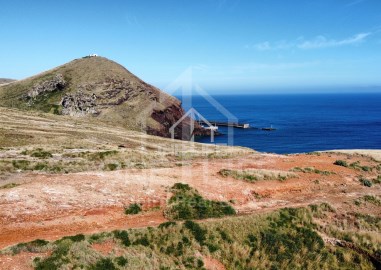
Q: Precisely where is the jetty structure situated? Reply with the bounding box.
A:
[198,120,250,129]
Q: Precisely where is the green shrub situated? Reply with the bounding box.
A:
[113,230,131,247]
[349,161,373,172]
[133,235,150,246]
[172,182,191,191]
[88,232,109,243]
[61,234,85,242]
[184,220,207,245]
[34,240,72,270]
[159,221,177,229]
[245,208,325,268]
[206,243,219,253]
[34,163,48,171]
[354,200,362,206]
[115,256,128,266]
[219,229,232,243]
[12,160,30,170]
[320,202,335,212]
[23,205,375,269]
[30,149,53,159]
[197,259,204,268]
[88,150,118,161]
[104,163,118,171]
[90,258,116,270]
[165,183,235,220]
[359,177,372,187]
[334,160,348,167]
[49,165,62,173]
[124,203,142,215]
[30,239,49,247]
[362,195,381,206]
[361,166,372,172]
[11,239,50,255]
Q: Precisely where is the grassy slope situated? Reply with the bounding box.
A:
[0,107,251,181]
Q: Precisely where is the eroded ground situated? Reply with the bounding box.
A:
[0,152,380,251]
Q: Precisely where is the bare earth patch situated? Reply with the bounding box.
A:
[0,151,380,251]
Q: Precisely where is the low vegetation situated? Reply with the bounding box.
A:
[334,160,348,167]
[2,205,379,270]
[334,160,374,172]
[164,183,236,220]
[0,107,250,181]
[359,177,373,187]
[219,169,297,182]
[0,182,20,189]
[12,160,30,170]
[29,149,53,159]
[355,195,381,206]
[291,166,335,175]
[373,175,381,184]
[306,152,321,156]
[124,203,142,215]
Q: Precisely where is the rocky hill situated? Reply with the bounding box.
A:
[0,57,206,139]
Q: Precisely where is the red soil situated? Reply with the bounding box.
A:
[0,152,379,251]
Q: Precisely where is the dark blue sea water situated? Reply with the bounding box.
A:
[178,93,381,154]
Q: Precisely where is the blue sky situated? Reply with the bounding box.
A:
[1,0,381,93]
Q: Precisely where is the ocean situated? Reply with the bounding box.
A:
[178,93,381,154]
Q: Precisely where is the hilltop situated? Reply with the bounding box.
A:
[0,57,205,139]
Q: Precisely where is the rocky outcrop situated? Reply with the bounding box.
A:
[26,74,66,99]
[150,104,210,140]
[60,77,211,139]
[61,92,98,116]
[59,77,159,116]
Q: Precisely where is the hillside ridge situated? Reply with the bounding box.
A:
[0,57,206,139]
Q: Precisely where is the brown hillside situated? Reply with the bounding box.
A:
[0,57,205,139]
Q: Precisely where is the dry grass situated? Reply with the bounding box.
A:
[219,168,297,182]
[0,107,252,182]
[326,150,381,162]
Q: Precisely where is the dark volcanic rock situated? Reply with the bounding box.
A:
[61,91,98,116]
[27,74,66,99]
